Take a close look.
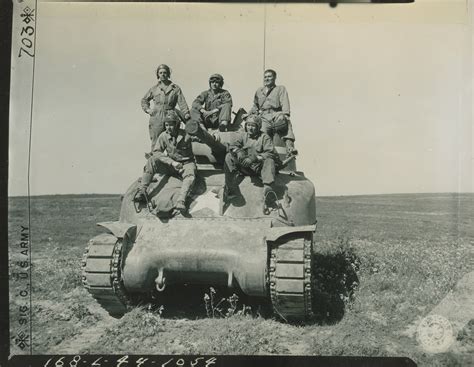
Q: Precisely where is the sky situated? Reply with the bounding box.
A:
[9,0,473,196]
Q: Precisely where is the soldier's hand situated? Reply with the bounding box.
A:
[240,157,253,168]
[205,110,217,119]
[172,161,183,170]
[247,151,258,163]
[184,113,191,121]
[236,150,246,161]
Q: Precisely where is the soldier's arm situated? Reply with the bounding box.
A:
[153,135,175,166]
[176,87,191,118]
[229,132,244,152]
[248,91,259,115]
[192,91,207,112]
[280,86,290,116]
[141,87,154,113]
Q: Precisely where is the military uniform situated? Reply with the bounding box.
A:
[224,130,277,193]
[191,89,233,130]
[249,85,295,141]
[141,81,190,148]
[140,128,196,207]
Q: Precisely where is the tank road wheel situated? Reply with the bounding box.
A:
[269,234,314,322]
[82,233,130,317]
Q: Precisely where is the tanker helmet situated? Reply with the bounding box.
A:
[245,115,262,131]
[163,111,179,125]
[156,64,171,78]
[209,73,224,87]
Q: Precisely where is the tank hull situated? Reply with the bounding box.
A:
[115,162,317,297]
[83,132,318,320]
[122,218,271,296]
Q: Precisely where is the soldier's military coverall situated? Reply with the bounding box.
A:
[249,85,295,141]
[141,129,196,204]
[224,131,277,192]
[141,81,190,148]
[191,89,233,130]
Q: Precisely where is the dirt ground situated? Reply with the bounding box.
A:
[8,193,474,366]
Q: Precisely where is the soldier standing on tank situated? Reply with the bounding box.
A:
[141,64,191,150]
[223,115,277,202]
[247,69,297,155]
[135,111,196,213]
[190,74,233,132]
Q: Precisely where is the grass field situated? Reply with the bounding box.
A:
[8,193,474,366]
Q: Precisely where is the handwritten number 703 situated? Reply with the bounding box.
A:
[18,25,35,58]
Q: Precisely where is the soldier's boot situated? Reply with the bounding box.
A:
[186,120,227,155]
[134,188,147,203]
[175,175,194,213]
[263,185,274,201]
[224,185,239,202]
[218,184,238,215]
[222,167,239,203]
[263,184,277,215]
[218,120,228,132]
[134,172,153,203]
[285,139,298,156]
[175,199,186,212]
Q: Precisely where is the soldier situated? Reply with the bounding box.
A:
[248,69,297,155]
[223,115,277,202]
[141,64,191,150]
[135,111,196,213]
[190,74,233,131]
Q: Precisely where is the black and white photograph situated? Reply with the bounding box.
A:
[7,0,473,366]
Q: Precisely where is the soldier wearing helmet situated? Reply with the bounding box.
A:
[141,64,191,150]
[223,115,277,202]
[135,111,196,213]
[247,69,297,155]
[190,73,233,131]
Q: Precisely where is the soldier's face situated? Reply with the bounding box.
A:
[165,121,178,135]
[263,72,276,87]
[210,80,220,91]
[158,69,170,81]
[247,123,259,137]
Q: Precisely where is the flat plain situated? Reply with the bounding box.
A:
[8,193,474,366]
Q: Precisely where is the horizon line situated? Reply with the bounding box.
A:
[7,192,474,199]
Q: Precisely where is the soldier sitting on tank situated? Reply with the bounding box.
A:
[190,74,233,132]
[223,115,278,203]
[134,111,196,213]
[246,69,297,156]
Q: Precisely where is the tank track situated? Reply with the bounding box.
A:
[269,235,314,321]
[82,233,129,317]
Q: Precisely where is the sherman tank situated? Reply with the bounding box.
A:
[82,111,317,321]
